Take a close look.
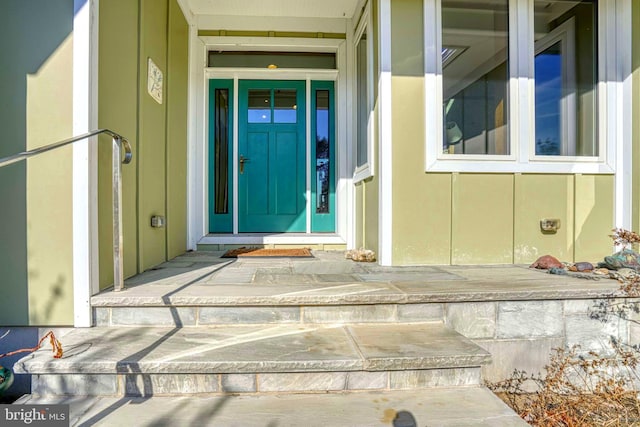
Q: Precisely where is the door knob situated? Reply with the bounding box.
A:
[239,155,250,174]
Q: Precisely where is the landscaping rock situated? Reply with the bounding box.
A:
[611,268,636,280]
[569,262,594,272]
[593,268,610,276]
[345,249,376,262]
[530,255,564,270]
[548,267,567,275]
[598,248,640,270]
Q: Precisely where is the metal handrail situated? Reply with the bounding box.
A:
[0,129,132,292]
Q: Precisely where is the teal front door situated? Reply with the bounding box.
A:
[238,80,306,232]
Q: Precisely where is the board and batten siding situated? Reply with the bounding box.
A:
[98,0,189,288]
[380,0,615,265]
[98,0,140,286]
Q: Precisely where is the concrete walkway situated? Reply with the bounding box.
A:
[17,387,527,426]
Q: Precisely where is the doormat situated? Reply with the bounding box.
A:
[221,247,313,258]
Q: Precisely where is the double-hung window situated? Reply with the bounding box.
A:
[425,0,629,173]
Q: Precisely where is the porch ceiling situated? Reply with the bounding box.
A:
[185,0,360,19]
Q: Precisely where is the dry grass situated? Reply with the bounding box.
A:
[488,229,640,426]
[610,229,640,248]
[488,345,640,426]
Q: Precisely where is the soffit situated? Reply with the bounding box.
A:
[186,0,359,19]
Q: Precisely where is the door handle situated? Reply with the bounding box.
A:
[239,155,250,174]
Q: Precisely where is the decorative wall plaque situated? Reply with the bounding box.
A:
[147,57,163,104]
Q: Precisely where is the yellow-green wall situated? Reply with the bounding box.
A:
[99,0,189,287]
[0,0,75,325]
[166,0,190,259]
[574,174,614,261]
[354,143,380,255]
[98,0,140,285]
[138,0,169,271]
[26,30,74,325]
[387,0,614,265]
[513,175,573,262]
[391,0,452,265]
[364,132,380,254]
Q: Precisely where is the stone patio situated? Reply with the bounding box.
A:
[85,251,629,382]
[15,250,629,426]
[92,250,621,308]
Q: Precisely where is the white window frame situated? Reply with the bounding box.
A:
[352,1,375,183]
[424,0,631,175]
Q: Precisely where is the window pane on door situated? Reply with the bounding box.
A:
[441,0,509,155]
[274,89,297,123]
[248,89,271,123]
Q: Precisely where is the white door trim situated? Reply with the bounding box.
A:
[189,36,351,245]
[187,24,206,250]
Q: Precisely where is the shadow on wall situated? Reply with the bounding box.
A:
[27,273,66,325]
[0,0,79,325]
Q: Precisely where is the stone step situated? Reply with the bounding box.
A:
[92,303,447,326]
[15,387,528,426]
[15,323,491,396]
[90,255,619,327]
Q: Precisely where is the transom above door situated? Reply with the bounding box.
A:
[208,79,335,234]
